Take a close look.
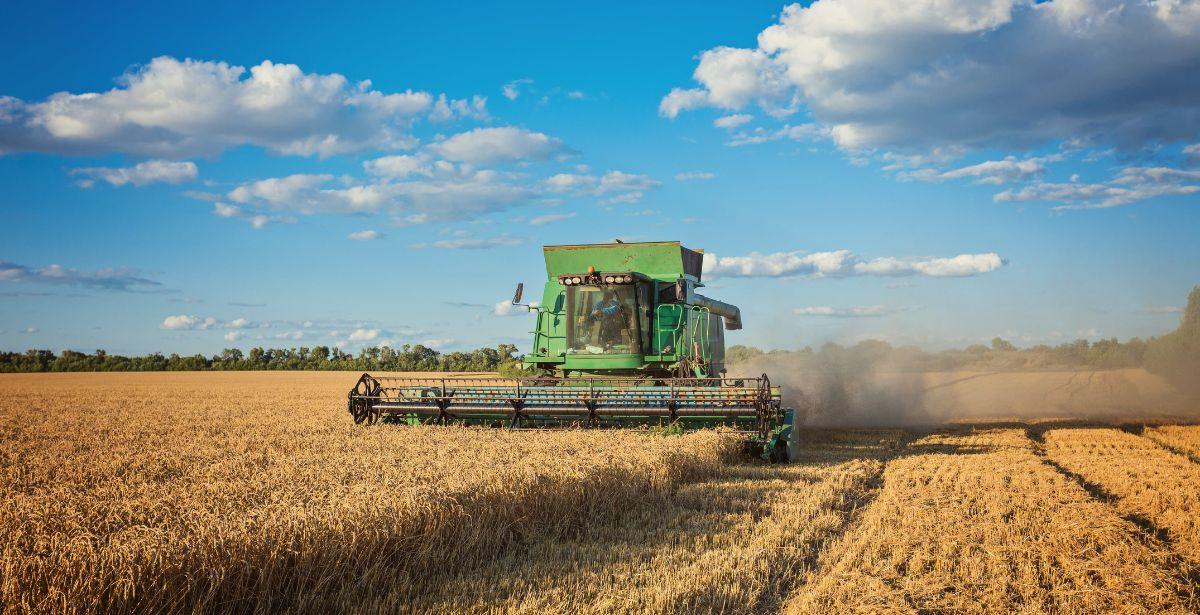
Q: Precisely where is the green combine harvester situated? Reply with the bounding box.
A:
[347,241,794,461]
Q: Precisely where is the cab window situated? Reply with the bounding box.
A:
[567,286,640,354]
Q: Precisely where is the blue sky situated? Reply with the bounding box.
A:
[1,0,1198,355]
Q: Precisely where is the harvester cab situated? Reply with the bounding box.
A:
[347,241,794,461]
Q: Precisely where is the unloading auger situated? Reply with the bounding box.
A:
[347,241,794,461]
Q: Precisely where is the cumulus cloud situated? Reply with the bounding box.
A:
[995,164,1200,210]
[430,127,568,164]
[703,250,1006,279]
[160,315,217,330]
[71,160,197,187]
[675,171,716,181]
[212,202,296,229]
[0,260,164,292]
[348,230,383,241]
[223,331,245,342]
[362,154,430,178]
[348,328,379,342]
[540,170,660,204]
[428,94,489,123]
[714,114,754,129]
[0,56,443,157]
[663,0,1200,152]
[224,167,534,222]
[795,305,911,317]
[502,78,533,101]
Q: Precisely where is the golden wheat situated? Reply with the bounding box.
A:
[1043,427,1200,566]
[0,372,739,613]
[1145,425,1200,462]
[400,431,898,614]
[5,373,1200,614]
[787,428,1197,614]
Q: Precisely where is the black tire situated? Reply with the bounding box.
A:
[770,441,789,463]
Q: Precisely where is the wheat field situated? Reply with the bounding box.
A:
[1,372,1199,614]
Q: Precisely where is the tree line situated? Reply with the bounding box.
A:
[0,343,527,375]
[4,287,1197,387]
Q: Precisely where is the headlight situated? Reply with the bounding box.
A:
[623,275,633,283]
[572,277,582,284]
[604,276,614,283]
[561,277,572,285]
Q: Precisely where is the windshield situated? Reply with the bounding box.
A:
[567,285,640,354]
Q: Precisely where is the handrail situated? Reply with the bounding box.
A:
[654,303,685,355]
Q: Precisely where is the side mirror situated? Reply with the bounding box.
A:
[512,283,524,305]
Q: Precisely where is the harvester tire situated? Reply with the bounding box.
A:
[769,441,789,463]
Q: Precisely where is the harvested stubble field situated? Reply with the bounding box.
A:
[1,372,1199,614]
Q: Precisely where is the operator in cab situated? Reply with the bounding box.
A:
[577,289,634,352]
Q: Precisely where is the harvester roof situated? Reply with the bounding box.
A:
[543,241,704,282]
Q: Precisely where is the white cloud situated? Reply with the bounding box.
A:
[493,299,538,316]
[600,191,644,205]
[540,170,660,203]
[431,127,568,164]
[348,229,383,241]
[0,56,440,157]
[223,331,245,342]
[411,235,522,250]
[228,173,333,206]
[160,315,217,330]
[901,155,1054,185]
[0,260,163,292]
[853,253,1007,277]
[20,327,37,334]
[598,171,660,193]
[210,202,296,229]
[544,173,598,193]
[566,90,586,100]
[428,94,489,123]
[664,0,1200,152]
[348,328,379,342]
[529,212,576,225]
[362,154,430,178]
[225,168,534,222]
[675,171,716,181]
[714,114,753,129]
[71,160,197,187]
[795,305,910,317]
[703,250,1006,279]
[502,78,533,101]
[995,164,1200,210]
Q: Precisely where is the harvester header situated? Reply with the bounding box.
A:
[346,240,793,461]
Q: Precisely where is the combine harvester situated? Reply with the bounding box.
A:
[347,241,795,461]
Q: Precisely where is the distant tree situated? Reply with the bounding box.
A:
[1145,285,1200,394]
[991,337,1016,352]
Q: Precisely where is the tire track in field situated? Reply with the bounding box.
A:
[1027,426,1200,603]
[920,371,999,393]
[403,437,900,615]
[747,453,893,615]
[1139,428,1200,466]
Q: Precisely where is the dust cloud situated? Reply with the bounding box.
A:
[728,352,1198,428]
[729,349,932,427]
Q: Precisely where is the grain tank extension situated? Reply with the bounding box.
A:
[347,241,794,460]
